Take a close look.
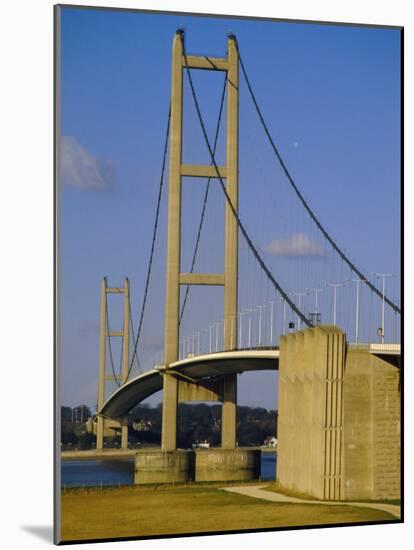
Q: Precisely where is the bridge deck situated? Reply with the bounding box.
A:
[100,349,279,418]
[99,343,400,419]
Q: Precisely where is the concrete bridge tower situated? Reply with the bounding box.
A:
[162,30,239,452]
[96,277,130,449]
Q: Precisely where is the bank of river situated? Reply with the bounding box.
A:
[61,452,277,487]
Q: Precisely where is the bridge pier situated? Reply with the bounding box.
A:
[134,448,260,485]
[221,374,237,450]
[135,449,194,485]
[161,374,178,451]
[120,415,128,450]
[195,448,260,482]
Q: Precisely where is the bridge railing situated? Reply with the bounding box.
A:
[348,342,401,354]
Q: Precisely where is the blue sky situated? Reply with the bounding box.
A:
[59,6,401,411]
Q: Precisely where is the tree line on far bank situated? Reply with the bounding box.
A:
[61,403,277,450]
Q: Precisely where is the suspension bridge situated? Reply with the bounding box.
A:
[89,31,401,501]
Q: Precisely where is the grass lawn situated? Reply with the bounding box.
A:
[60,484,397,542]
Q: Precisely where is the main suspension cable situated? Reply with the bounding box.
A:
[128,293,142,373]
[182,35,312,328]
[179,74,228,325]
[235,41,400,315]
[126,106,171,380]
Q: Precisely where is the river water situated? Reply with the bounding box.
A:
[61,452,277,488]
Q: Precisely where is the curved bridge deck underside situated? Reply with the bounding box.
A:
[101,349,280,418]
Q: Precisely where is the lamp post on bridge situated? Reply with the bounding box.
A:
[201,328,209,355]
[308,288,323,326]
[278,296,287,336]
[215,320,223,352]
[238,309,248,349]
[257,304,266,347]
[269,300,276,346]
[328,283,344,325]
[351,277,367,344]
[196,331,201,355]
[208,324,214,353]
[244,308,255,348]
[371,272,393,344]
[293,291,308,331]
[230,314,237,350]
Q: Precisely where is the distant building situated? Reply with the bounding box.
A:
[132,419,152,432]
[263,436,277,448]
[192,441,210,449]
[61,406,72,423]
[72,405,92,424]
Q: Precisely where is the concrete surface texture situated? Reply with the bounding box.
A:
[277,326,345,500]
[277,326,400,501]
[343,347,400,500]
[195,448,260,482]
[135,449,194,484]
[134,448,261,484]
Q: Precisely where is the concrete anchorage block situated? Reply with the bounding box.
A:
[135,449,194,485]
[195,448,261,482]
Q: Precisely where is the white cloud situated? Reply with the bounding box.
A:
[263,232,325,257]
[60,136,114,189]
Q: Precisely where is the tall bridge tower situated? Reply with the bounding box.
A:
[162,30,239,451]
[96,277,130,449]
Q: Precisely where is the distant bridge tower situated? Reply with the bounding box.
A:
[96,277,130,450]
[162,31,239,451]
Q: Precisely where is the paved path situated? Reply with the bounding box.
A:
[222,485,401,518]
